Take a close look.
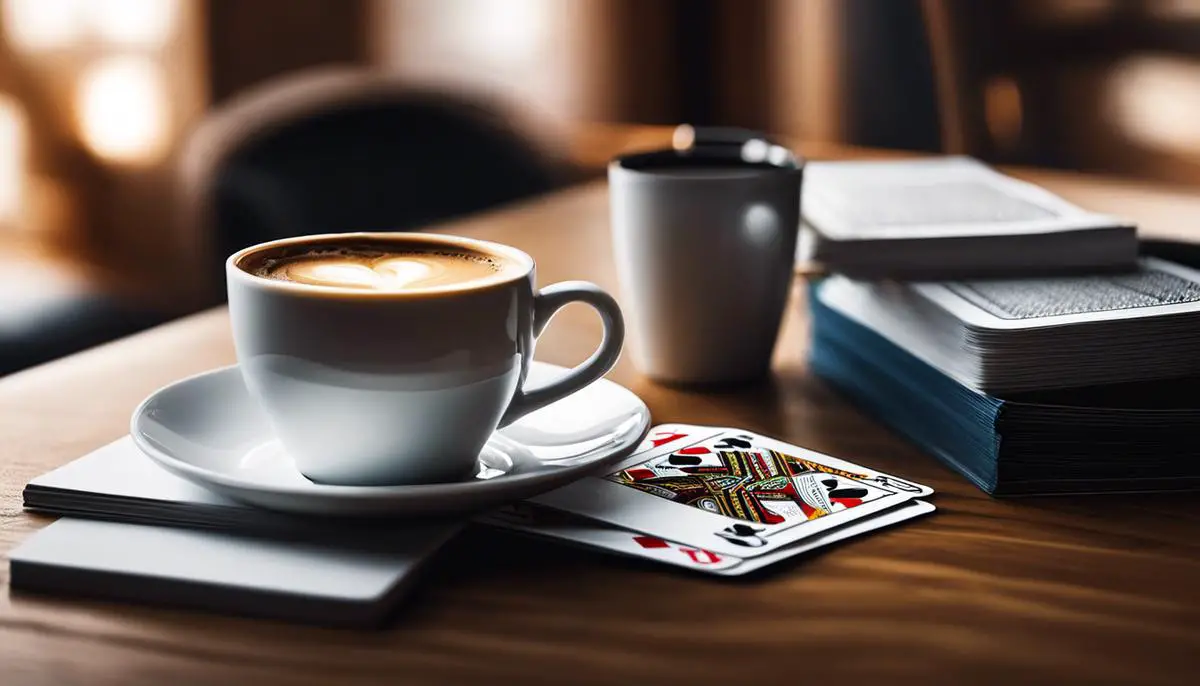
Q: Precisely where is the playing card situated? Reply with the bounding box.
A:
[913,257,1200,331]
[480,499,936,576]
[529,424,933,558]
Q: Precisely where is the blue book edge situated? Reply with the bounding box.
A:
[806,281,1005,493]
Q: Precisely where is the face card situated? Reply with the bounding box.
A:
[479,499,936,576]
[719,498,935,575]
[529,424,933,558]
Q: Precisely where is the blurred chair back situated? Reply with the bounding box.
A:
[179,68,561,302]
[921,0,1200,182]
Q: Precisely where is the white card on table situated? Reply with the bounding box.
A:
[27,436,230,505]
[482,499,935,576]
[913,257,1200,331]
[9,518,461,627]
[529,424,933,559]
[23,436,329,538]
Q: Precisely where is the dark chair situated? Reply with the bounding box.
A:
[0,288,165,376]
[178,67,563,302]
[838,0,943,154]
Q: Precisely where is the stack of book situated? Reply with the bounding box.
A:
[799,155,1200,495]
[800,157,1138,280]
[807,254,1200,495]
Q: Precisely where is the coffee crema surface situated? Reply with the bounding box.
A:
[245,244,516,291]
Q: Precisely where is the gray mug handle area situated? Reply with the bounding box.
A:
[499,281,625,427]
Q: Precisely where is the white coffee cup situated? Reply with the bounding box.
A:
[609,138,802,384]
[226,232,624,486]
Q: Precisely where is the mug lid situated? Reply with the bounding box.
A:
[613,124,804,174]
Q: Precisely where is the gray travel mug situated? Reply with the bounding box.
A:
[609,129,803,385]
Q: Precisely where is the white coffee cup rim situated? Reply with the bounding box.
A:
[227,232,535,300]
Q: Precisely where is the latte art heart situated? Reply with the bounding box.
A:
[374,257,440,287]
[291,262,381,288]
[252,245,509,291]
[288,258,441,290]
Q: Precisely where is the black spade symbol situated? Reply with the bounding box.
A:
[713,435,753,449]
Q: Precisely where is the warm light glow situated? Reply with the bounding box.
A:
[2,0,180,50]
[75,57,170,164]
[0,95,27,226]
[87,0,179,47]
[2,0,85,51]
[1019,0,1114,25]
[1147,0,1200,19]
[449,0,552,61]
[984,76,1023,151]
[1109,56,1200,156]
[672,124,695,151]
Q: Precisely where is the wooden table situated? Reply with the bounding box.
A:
[3,144,1200,685]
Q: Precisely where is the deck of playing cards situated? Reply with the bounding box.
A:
[808,261,1200,495]
[483,425,935,575]
[818,258,1200,394]
[801,157,1138,280]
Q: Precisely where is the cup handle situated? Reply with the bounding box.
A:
[499,281,625,427]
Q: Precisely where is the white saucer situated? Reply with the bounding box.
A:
[130,362,650,517]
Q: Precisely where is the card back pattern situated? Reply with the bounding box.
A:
[947,267,1200,319]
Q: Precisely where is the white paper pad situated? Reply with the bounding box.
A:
[9,518,459,627]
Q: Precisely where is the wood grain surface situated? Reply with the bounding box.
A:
[3,145,1200,685]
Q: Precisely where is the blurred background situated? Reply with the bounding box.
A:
[1,0,1199,376]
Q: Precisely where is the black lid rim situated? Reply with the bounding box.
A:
[612,145,804,174]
